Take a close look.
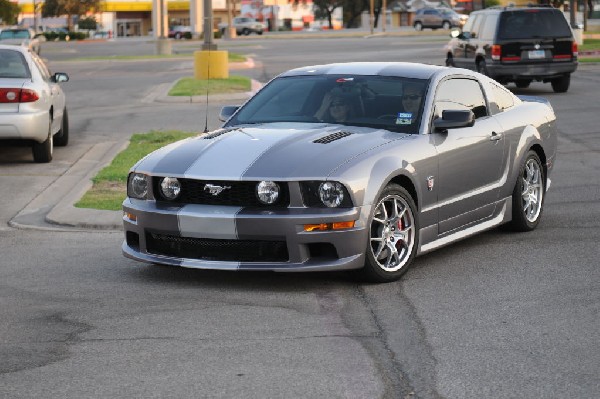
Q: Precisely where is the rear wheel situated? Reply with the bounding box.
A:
[414,22,423,31]
[54,108,69,147]
[445,55,455,67]
[442,21,451,30]
[32,118,53,163]
[509,151,545,231]
[477,59,488,76]
[515,80,531,89]
[357,184,419,283]
[242,28,250,35]
[551,74,570,93]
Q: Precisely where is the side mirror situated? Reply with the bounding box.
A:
[52,72,69,83]
[219,105,240,122]
[433,110,475,132]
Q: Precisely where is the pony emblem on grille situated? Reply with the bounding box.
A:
[204,184,232,196]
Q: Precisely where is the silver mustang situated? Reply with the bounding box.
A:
[122,62,556,282]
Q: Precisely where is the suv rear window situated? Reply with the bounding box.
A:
[497,10,572,40]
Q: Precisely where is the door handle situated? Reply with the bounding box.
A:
[490,131,502,141]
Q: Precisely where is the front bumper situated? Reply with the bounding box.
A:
[0,109,49,143]
[487,60,578,81]
[122,198,368,272]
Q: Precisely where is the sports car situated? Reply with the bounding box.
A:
[122,62,557,282]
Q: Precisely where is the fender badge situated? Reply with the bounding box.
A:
[426,176,435,191]
[204,184,231,196]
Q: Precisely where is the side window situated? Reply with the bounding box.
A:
[471,15,486,39]
[31,55,51,81]
[434,78,488,121]
[479,14,498,41]
[490,83,515,112]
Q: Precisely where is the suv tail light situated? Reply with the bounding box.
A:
[572,41,578,57]
[0,88,40,103]
[491,45,502,61]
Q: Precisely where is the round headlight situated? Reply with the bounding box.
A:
[129,173,148,199]
[257,181,280,204]
[160,177,181,200]
[319,182,344,208]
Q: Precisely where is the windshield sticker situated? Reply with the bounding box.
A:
[396,112,412,125]
[336,78,354,83]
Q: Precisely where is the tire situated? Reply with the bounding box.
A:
[442,21,451,29]
[551,74,570,93]
[32,118,53,163]
[175,32,182,39]
[477,59,488,76]
[414,22,423,31]
[54,108,69,147]
[257,31,263,35]
[357,184,419,283]
[515,80,531,89]
[508,151,545,232]
[445,56,455,67]
[242,28,250,36]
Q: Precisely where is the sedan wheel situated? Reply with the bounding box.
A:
[414,22,423,31]
[359,184,418,282]
[509,151,545,231]
[442,21,451,30]
[32,118,53,163]
[54,108,69,147]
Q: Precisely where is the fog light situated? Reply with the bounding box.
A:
[257,181,280,204]
[160,177,181,200]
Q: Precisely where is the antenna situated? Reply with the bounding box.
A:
[203,47,211,133]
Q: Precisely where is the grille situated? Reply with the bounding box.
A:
[313,131,352,144]
[153,178,289,207]
[146,232,289,262]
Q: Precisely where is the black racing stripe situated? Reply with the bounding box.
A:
[152,136,212,175]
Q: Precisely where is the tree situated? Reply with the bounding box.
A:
[313,0,345,29]
[0,0,20,26]
[42,0,101,30]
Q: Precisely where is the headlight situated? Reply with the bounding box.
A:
[256,181,280,204]
[160,177,181,200]
[319,182,345,208]
[127,173,149,199]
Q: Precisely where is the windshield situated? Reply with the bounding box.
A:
[498,10,572,39]
[226,75,428,134]
[0,30,30,40]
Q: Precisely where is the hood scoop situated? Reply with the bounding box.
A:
[313,131,352,144]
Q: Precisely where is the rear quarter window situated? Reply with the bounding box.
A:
[490,83,515,112]
[497,10,572,39]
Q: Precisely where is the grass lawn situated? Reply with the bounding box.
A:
[169,75,251,96]
[75,130,197,211]
[581,38,600,51]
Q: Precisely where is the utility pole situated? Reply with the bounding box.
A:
[202,0,217,49]
[370,0,374,34]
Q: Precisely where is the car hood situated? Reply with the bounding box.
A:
[133,122,410,180]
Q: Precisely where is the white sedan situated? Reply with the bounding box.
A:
[0,44,69,163]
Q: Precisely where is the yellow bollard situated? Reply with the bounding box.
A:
[194,50,229,80]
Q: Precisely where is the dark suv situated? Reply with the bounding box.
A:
[445,7,578,92]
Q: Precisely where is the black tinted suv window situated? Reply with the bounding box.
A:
[497,9,571,40]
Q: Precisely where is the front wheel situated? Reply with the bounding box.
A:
[442,21,451,30]
[32,118,53,163]
[54,108,69,147]
[445,56,455,67]
[508,151,545,231]
[358,184,419,283]
[414,22,423,31]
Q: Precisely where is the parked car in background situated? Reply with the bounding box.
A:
[0,45,69,163]
[122,62,557,283]
[413,8,468,31]
[0,28,44,54]
[218,17,266,36]
[168,25,192,39]
[445,6,578,92]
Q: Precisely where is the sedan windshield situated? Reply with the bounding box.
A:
[227,75,428,134]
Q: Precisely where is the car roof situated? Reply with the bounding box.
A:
[0,44,30,54]
[280,62,445,80]
[472,6,560,14]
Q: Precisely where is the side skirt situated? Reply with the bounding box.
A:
[417,197,512,256]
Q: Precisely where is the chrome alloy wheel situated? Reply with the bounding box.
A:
[521,158,544,223]
[369,194,416,272]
